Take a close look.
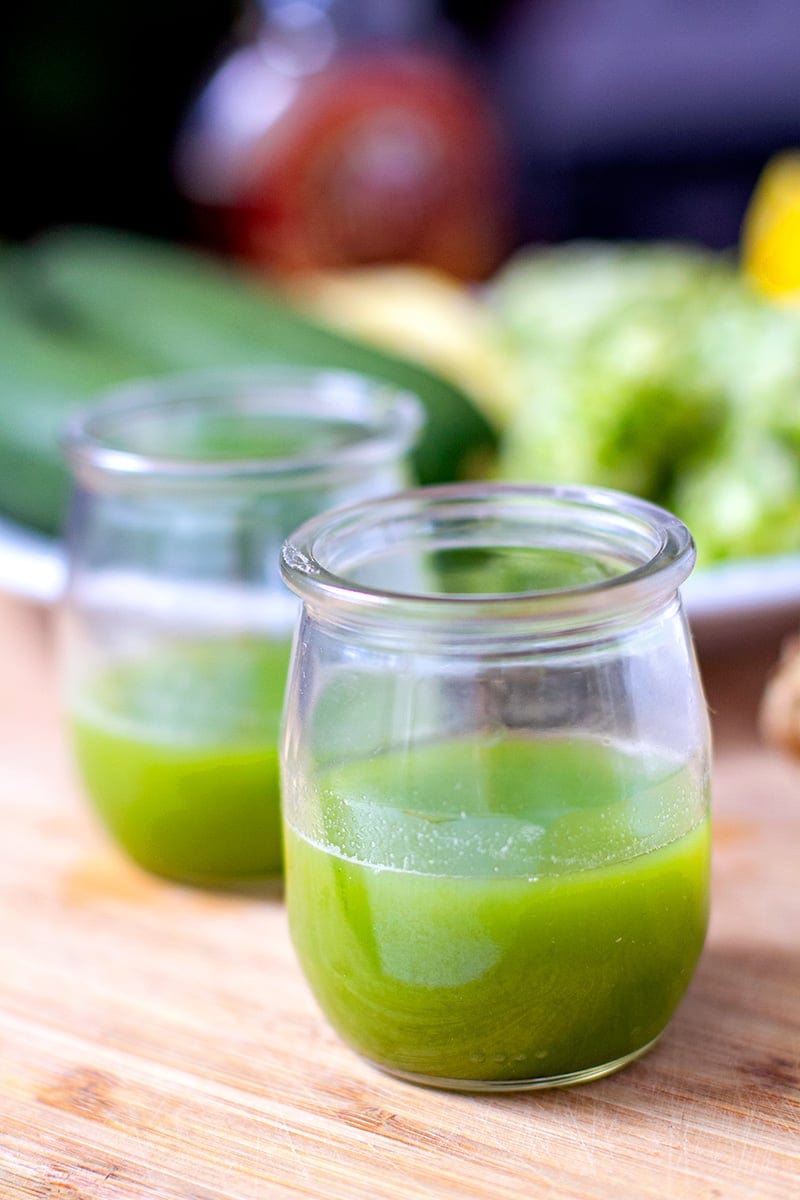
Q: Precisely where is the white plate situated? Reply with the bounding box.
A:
[683,555,800,645]
[0,517,66,605]
[3,515,800,643]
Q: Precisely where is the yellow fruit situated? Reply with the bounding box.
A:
[285,266,517,428]
[742,152,800,300]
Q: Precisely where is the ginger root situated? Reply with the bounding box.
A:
[760,634,800,753]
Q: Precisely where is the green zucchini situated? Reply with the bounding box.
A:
[0,255,158,531]
[0,229,494,535]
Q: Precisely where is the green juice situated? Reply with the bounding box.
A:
[285,737,710,1087]
[69,638,291,884]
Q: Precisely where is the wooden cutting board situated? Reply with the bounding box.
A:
[0,593,797,1199]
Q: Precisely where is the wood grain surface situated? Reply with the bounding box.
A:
[0,592,797,1199]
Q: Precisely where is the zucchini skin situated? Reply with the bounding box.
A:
[0,230,495,534]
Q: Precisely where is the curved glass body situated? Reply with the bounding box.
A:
[61,367,421,885]
[280,483,711,1090]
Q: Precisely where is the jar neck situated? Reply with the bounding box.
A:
[280,483,696,651]
[64,368,423,498]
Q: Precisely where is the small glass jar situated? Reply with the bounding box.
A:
[280,482,711,1090]
[61,367,421,886]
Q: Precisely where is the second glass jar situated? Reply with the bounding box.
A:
[61,367,421,885]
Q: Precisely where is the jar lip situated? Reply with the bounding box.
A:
[63,366,424,486]
[280,482,696,626]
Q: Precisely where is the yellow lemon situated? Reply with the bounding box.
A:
[742,152,800,300]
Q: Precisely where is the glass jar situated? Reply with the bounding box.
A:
[61,366,421,886]
[280,482,711,1090]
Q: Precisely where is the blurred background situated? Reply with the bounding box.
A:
[8,0,800,588]
[7,0,800,252]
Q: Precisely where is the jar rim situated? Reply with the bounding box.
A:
[280,482,696,632]
[63,366,424,488]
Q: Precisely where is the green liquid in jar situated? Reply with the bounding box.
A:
[285,736,710,1087]
[69,638,291,884]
